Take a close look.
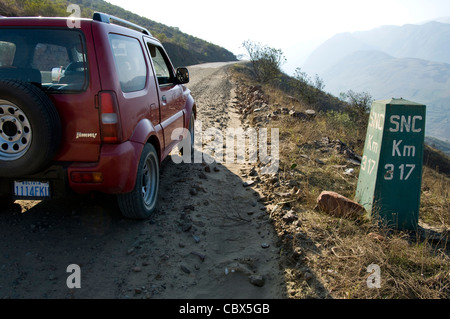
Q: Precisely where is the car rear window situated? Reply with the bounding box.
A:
[0,28,89,93]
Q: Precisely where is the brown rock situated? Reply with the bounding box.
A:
[282,211,297,223]
[368,232,385,241]
[316,191,365,218]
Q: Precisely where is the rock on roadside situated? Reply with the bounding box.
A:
[315,191,366,218]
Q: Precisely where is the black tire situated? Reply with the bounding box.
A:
[117,144,160,220]
[0,80,61,177]
[180,113,195,159]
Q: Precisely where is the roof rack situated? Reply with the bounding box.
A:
[93,12,152,36]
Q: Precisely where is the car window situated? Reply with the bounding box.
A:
[0,41,16,67]
[33,44,70,73]
[109,34,147,93]
[147,44,174,86]
[0,28,89,93]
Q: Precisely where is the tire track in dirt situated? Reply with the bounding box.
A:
[130,62,286,298]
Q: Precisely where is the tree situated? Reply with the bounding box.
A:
[293,67,313,103]
[242,40,286,83]
[341,90,373,115]
[340,89,373,128]
[313,74,325,91]
[156,33,167,43]
[293,67,311,85]
[293,68,326,105]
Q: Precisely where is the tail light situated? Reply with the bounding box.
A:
[98,91,122,143]
[71,172,104,184]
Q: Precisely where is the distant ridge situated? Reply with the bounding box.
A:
[303,20,450,142]
[418,16,450,25]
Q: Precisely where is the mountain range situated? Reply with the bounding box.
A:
[303,20,450,142]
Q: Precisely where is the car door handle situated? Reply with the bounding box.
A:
[161,95,167,103]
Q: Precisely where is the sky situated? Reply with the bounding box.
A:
[105,0,450,74]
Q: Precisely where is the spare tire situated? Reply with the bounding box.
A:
[0,80,61,177]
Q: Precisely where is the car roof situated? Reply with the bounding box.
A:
[0,16,90,28]
[0,13,152,36]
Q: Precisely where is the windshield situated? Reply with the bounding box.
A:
[0,28,89,93]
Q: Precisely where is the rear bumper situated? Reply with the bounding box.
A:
[68,141,143,194]
[0,141,143,199]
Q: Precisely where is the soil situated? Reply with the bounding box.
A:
[0,62,287,299]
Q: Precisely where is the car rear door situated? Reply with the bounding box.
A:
[145,40,184,155]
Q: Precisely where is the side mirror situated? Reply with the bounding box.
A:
[176,67,189,84]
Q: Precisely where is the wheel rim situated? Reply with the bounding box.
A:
[0,100,32,161]
[141,153,158,209]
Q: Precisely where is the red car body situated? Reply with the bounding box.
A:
[0,14,196,217]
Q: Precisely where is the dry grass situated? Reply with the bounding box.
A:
[421,167,450,228]
[232,64,450,299]
[285,212,449,299]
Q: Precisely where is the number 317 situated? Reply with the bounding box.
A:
[384,164,415,181]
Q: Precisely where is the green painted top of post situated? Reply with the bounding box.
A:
[375,98,425,107]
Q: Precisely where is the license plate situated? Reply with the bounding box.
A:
[14,181,51,199]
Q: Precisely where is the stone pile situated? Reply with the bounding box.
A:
[234,83,317,125]
[316,137,362,164]
[234,84,269,119]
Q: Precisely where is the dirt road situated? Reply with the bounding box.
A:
[0,62,286,299]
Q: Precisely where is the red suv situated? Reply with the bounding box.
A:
[0,13,196,219]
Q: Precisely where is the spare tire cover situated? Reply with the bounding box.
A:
[0,80,61,177]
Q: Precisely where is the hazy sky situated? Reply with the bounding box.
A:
[105,0,450,74]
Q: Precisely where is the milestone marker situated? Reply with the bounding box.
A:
[355,98,426,230]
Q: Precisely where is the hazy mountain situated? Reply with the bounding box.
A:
[322,50,450,140]
[303,20,450,142]
[301,32,375,76]
[304,21,450,74]
[420,16,450,25]
[351,22,450,64]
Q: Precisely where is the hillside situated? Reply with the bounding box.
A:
[303,21,450,143]
[231,62,449,299]
[0,0,237,67]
